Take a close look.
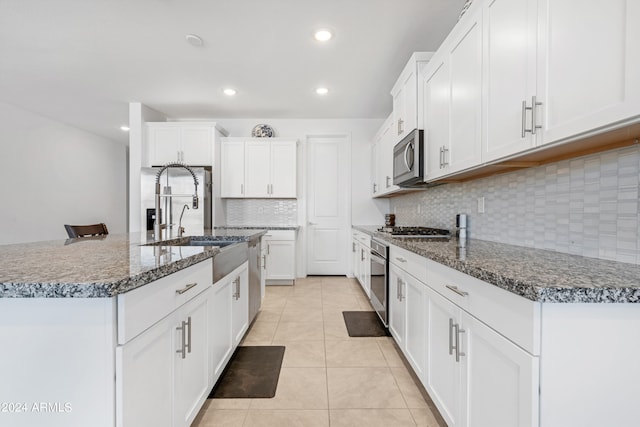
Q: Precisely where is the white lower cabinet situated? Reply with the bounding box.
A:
[117,286,211,427]
[389,243,539,427]
[263,230,296,284]
[351,229,371,297]
[117,309,174,427]
[231,264,249,346]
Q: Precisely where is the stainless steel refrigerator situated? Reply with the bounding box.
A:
[141,167,212,237]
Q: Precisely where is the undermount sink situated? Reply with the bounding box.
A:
[145,237,241,247]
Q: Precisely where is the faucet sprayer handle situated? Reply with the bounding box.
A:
[192,195,199,209]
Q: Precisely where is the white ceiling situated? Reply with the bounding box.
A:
[0,0,463,143]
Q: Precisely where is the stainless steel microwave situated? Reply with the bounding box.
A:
[393,129,425,187]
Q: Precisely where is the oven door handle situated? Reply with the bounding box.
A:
[370,252,386,264]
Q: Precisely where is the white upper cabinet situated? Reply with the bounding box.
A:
[372,114,399,197]
[482,0,539,162]
[537,0,640,145]
[391,52,434,144]
[146,123,221,167]
[423,4,482,180]
[220,138,297,199]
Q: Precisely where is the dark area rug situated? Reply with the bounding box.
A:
[342,311,390,337]
[208,346,285,399]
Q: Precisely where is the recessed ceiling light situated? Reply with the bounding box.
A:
[185,34,204,47]
[316,87,329,95]
[314,29,333,42]
[223,88,237,96]
[120,126,130,131]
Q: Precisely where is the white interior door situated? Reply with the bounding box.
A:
[306,134,350,275]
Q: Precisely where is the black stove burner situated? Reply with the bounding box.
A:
[377,226,451,237]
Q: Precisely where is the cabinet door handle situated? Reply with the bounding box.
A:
[442,147,449,167]
[395,257,407,263]
[521,100,528,138]
[373,183,377,193]
[445,285,469,297]
[397,277,402,301]
[240,184,244,195]
[176,282,198,295]
[185,316,192,354]
[400,280,404,301]
[454,323,465,362]
[386,176,391,188]
[262,255,267,270]
[531,95,543,135]
[176,320,187,359]
[361,248,365,261]
[439,146,444,169]
[236,277,241,299]
[448,318,454,356]
[352,242,356,252]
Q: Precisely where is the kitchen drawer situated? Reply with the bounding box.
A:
[117,260,213,344]
[352,230,371,248]
[262,229,295,241]
[425,259,541,355]
[389,245,427,283]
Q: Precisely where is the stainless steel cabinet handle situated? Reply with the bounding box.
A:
[236,277,241,299]
[395,257,407,263]
[361,248,365,261]
[442,147,449,167]
[262,255,267,270]
[448,318,454,356]
[445,285,469,297]
[176,282,198,295]
[397,277,402,300]
[267,244,270,255]
[521,100,528,138]
[531,96,542,135]
[176,320,187,359]
[400,280,404,301]
[386,176,391,188]
[399,118,404,135]
[352,242,356,252]
[454,323,465,362]
[439,146,444,169]
[373,183,377,193]
[185,316,192,354]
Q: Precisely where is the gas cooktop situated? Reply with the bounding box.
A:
[377,226,451,238]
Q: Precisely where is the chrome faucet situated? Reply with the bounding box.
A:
[154,163,199,241]
[178,204,190,237]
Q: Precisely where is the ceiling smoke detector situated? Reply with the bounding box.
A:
[185,34,204,47]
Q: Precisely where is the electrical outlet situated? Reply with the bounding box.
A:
[477,197,485,213]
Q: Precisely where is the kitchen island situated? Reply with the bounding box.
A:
[353,225,640,427]
[0,229,266,427]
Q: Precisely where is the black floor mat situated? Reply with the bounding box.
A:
[208,346,286,399]
[342,311,390,337]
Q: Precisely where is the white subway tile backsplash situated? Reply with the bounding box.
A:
[225,199,297,227]
[389,145,640,264]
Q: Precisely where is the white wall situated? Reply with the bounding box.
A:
[211,118,388,226]
[0,101,127,244]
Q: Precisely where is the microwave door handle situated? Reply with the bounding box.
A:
[403,142,414,171]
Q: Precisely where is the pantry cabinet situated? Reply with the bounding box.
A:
[391,52,434,144]
[372,114,398,197]
[220,138,297,198]
[146,123,224,167]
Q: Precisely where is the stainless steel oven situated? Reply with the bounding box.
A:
[369,238,389,327]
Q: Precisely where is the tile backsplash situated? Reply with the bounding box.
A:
[390,145,640,265]
[225,199,298,227]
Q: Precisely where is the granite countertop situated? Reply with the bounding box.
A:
[0,228,267,298]
[353,225,640,303]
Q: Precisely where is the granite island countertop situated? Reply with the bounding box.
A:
[0,228,267,298]
[354,225,640,303]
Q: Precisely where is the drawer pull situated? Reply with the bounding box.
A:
[395,257,407,263]
[175,282,198,295]
[445,285,468,297]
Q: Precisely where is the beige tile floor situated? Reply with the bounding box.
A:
[192,276,444,427]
